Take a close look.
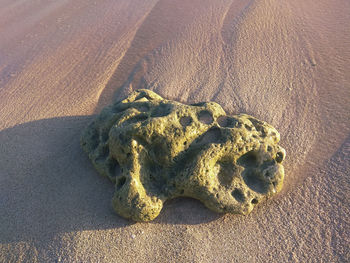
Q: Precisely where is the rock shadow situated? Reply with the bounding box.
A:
[0,116,222,243]
[0,116,129,244]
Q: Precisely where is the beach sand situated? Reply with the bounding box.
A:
[0,0,349,262]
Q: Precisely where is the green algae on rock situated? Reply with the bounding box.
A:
[81,89,286,222]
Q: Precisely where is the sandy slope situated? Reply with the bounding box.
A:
[0,0,349,262]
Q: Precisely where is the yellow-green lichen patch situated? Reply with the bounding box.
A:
[81,89,286,221]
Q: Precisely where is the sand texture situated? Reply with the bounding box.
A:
[0,0,349,262]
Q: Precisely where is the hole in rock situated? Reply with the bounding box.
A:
[264,170,272,178]
[136,104,150,112]
[180,116,192,127]
[217,163,237,187]
[198,110,213,124]
[251,198,258,204]
[243,171,269,194]
[140,161,166,195]
[232,188,245,202]
[190,102,206,107]
[217,116,237,128]
[276,152,284,163]
[151,103,173,117]
[237,151,258,167]
[248,118,264,130]
[116,176,126,190]
[109,159,122,178]
[196,127,222,144]
[245,124,252,131]
[125,115,148,124]
[135,92,151,101]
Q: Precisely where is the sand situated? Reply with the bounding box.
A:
[0,0,349,262]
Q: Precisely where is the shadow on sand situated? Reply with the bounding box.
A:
[0,116,220,244]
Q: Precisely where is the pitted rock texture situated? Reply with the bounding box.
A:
[81,89,286,221]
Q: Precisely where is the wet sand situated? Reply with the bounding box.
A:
[1,0,349,262]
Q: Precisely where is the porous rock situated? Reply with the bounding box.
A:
[81,89,286,221]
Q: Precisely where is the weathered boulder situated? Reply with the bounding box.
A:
[81,89,286,221]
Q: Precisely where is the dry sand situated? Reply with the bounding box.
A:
[0,0,349,262]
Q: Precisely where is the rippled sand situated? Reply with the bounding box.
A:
[1,0,349,262]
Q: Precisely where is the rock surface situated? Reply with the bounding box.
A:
[81,89,286,221]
